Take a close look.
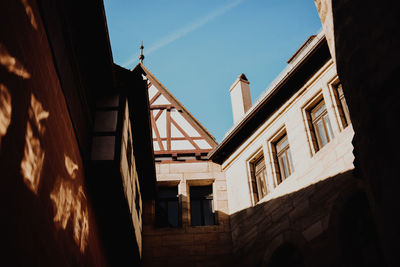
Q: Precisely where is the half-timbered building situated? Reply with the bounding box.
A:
[142,63,216,160]
[134,63,233,266]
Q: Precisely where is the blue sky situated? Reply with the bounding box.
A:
[104,0,322,142]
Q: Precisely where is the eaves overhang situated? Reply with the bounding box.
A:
[114,64,157,200]
[209,35,331,165]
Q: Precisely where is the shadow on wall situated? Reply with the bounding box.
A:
[0,81,97,266]
[0,1,105,263]
[229,170,385,267]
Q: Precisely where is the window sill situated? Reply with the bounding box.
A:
[255,173,296,205]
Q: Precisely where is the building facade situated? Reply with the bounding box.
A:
[135,64,233,267]
[140,32,383,266]
[210,32,382,266]
[1,0,156,266]
[2,0,395,265]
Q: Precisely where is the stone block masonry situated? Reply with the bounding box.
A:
[142,161,232,267]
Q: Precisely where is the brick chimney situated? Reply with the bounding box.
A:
[229,73,252,124]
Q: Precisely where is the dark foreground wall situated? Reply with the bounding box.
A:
[330,1,400,266]
[230,171,383,267]
[0,0,106,265]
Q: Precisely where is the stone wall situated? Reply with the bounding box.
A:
[142,161,233,267]
[315,1,400,265]
[230,171,365,266]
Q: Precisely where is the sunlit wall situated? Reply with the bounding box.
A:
[0,0,106,265]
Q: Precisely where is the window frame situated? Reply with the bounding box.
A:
[329,78,351,130]
[250,154,269,203]
[303,93,334,154]
[268,127,294,187]
[310,99,334,149]
[155,185,181,228]
[274,134,294,183]
[134,179,141,216]
[189,185,216,226]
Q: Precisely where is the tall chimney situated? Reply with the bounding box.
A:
[229,73,252,124]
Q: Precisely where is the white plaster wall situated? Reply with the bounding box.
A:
[155,110,166,138]
[170,111,201,137]
[148,85,158,100]
[225,160,252,214]
[223,60,355,214]
[152,94,171,105]
[194,139,212,149]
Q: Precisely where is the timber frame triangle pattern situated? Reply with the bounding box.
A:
[133,63,217,160]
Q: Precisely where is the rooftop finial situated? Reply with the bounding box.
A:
[139,41,145,63]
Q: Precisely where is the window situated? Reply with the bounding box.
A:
[275,134,294,183]
[250,155,268,202]
[135,180,140,215]
[334,83,351,127]
[155,186,179,227]
[190,185,215,226]
[127,130,132,176]
[309,99,334,150]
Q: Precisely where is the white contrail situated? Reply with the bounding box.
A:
[123,0,245,68]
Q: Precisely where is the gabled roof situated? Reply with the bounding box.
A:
[133,63,217,158]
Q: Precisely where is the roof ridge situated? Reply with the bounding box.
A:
[135,63,218,146]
